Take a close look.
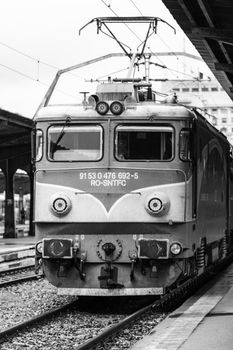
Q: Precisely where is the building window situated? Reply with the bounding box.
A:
[201,87,208,91]
[220,127,227,134]
[211,108,218,113]
[220,109,227,114]
[211,87,218,91]
[173,88,180,92]
[192,88,198,92]
[222,118,227,123]
[182,88,189,92]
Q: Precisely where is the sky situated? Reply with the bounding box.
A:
[0,0,215,118]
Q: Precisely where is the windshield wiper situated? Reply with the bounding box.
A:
[51,116,71,157]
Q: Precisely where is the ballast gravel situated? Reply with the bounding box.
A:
[0,278,76,332]
[0,279,125,349]
[0,279,165,350]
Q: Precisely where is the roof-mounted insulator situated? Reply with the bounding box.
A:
[164,93,178,104]
[79,91,89,105]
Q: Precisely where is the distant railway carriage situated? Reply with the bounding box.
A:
[0,192,30,223]
[34,17,233,296]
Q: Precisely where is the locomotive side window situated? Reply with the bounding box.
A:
[115,126,173,161]
[179,129,191,161]
[35,129,43,162]
[48,125,103,161]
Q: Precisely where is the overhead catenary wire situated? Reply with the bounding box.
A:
[99,0,162,51]
[0,62,44,84]
[129,0,219,109]
[128,0,143,16]
[0,41,60,71]
[0,41,83,79]
[96,66,130,80]
[0,1,208,108]
[99,0,143,43]
[0,62,77,100]
[35,0,206,100]
[128,0,200,79]
[99,0,198,81]
[0,40,103,101]
[99,0,177,78]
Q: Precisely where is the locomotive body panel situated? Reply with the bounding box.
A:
[35,171,189,223]
[195,125,228,247]
[33,15,233,295]
[34,93,232,295]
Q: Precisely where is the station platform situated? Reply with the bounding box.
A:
[131,262,233,350]
[0,235,35,251]
[0,224,35,256]
[0,231,35,270]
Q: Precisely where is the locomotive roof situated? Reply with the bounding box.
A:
[35,103,228,144]
[35,103,194,122]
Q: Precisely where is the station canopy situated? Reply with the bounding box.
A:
[162,0,233,101]
[0,109,33,161]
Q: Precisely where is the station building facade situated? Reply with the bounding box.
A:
[160,79,233,144]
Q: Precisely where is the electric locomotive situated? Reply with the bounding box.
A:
[34,17,233,296]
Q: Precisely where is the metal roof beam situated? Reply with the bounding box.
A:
[195,1,233,64]
[161,0,233,100]
[197,0,215,27]
[0,145,30,161]
[178,1,232,64]
[0,132,28,144]
[215,63,233,74]
[177,0,196,26]
[191,27,233,45]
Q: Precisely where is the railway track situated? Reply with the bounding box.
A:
[0,245,36,287]
[0,265,40,287]
[0,299,79,340]
[75,253,233,350]
[1,253,233,350]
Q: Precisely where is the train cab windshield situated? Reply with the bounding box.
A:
[115,126,173,161]
[48,125,103,161]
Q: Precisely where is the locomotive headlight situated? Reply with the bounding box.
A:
[170,242,183,256]
[36,241,43,254]
[50,193,72,216]
[110,101,124,115]
[145,192,170,216]
[148,198,163,213]
[53,198,67,212]
[96,101,109,115]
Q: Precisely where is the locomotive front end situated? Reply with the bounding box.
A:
[33,15,232,297]
[34,99,195,296]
